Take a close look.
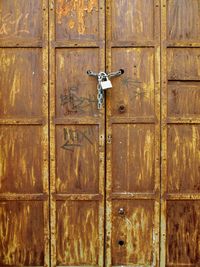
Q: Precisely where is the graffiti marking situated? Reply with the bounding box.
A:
[60,87,96,115]
[61,128,94,152]
[0,12,30,36]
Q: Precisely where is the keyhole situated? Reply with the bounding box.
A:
[118,240,125,246]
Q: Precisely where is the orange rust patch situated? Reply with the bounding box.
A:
[56,0,98,34]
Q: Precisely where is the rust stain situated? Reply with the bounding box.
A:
[56,125,99,194]
[167,201,200,265]
[112,124,155,193]
[167,0,200,41]
[56,0,98,34]
[167,125,200,192]
[168,48,200,80]
[56,201,99,265]
[111,0,154,41]
[56,48,99,117]
[68,19,75,29]
[0,202,44,266]
[0,49,43,117]
[0,126,43,193]
[111,200,154,265]
[111,48,155,117]
[0,0,49,266]
[161,0,200,265]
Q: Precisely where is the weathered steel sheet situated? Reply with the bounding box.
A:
[49,0,105,266]
[0,1,200,266]
[106,0,161,266]
[0,0,49,266]
[161,0,200,266]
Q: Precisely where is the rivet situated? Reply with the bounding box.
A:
[118,207,125,215]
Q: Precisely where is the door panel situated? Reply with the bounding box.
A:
[56,201,99,265]
[111,48,155,117]
[0,201,45,266]
[167,0,200,42]
[166,201,200,265]
[0,126,43,193]
[167,125,200,193]
[55,125,99,193]
[0,49,43,117]
[112,124,155,193]
[56,48,100,117]
[161,1,200,266]
[0,0,49,266]
[111,200,155,265]
[106,0,160,266]
[0,0,43,44]
[111,0,154,42]
[55,0,99,41]
[168,48,200,80]
[49,1,105,266]
[168,82,200,116]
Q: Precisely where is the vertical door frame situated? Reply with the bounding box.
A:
[160,1,167,265]
[43,1,50,265]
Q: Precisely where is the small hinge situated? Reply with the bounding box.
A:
[107,134,112,144]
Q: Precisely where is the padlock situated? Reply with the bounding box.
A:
[100,76,112,90]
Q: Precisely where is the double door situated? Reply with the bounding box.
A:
[0,1,200,266]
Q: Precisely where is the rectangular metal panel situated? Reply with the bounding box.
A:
[49,1,105,266]
[0,0,49,266]
[166,201,200,265]
[56,125,99,194]
[112,124,155,193]
[111,200,155,265]
[106,0,161,266]
[168,82,200,116]
[161,1,200,266]
[0,0,43,46]
[0,125,43,193]
[56,201,99,265]
[110,48,155,117]
[0,201,45,266]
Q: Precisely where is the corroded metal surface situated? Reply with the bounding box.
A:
[0,0,49,266]
[1,1,200,266]
[161,0,200,266]
[106,0,161,266]
[49,1,105,266]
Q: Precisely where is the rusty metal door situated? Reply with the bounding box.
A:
[50,0,161,266]
[49,1,105,266]
[1,1,200,267]
[105,1,160,266]
[0,0,49,266]
[161,1,200,266]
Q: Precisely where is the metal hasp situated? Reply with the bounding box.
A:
[87,69,124,109]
